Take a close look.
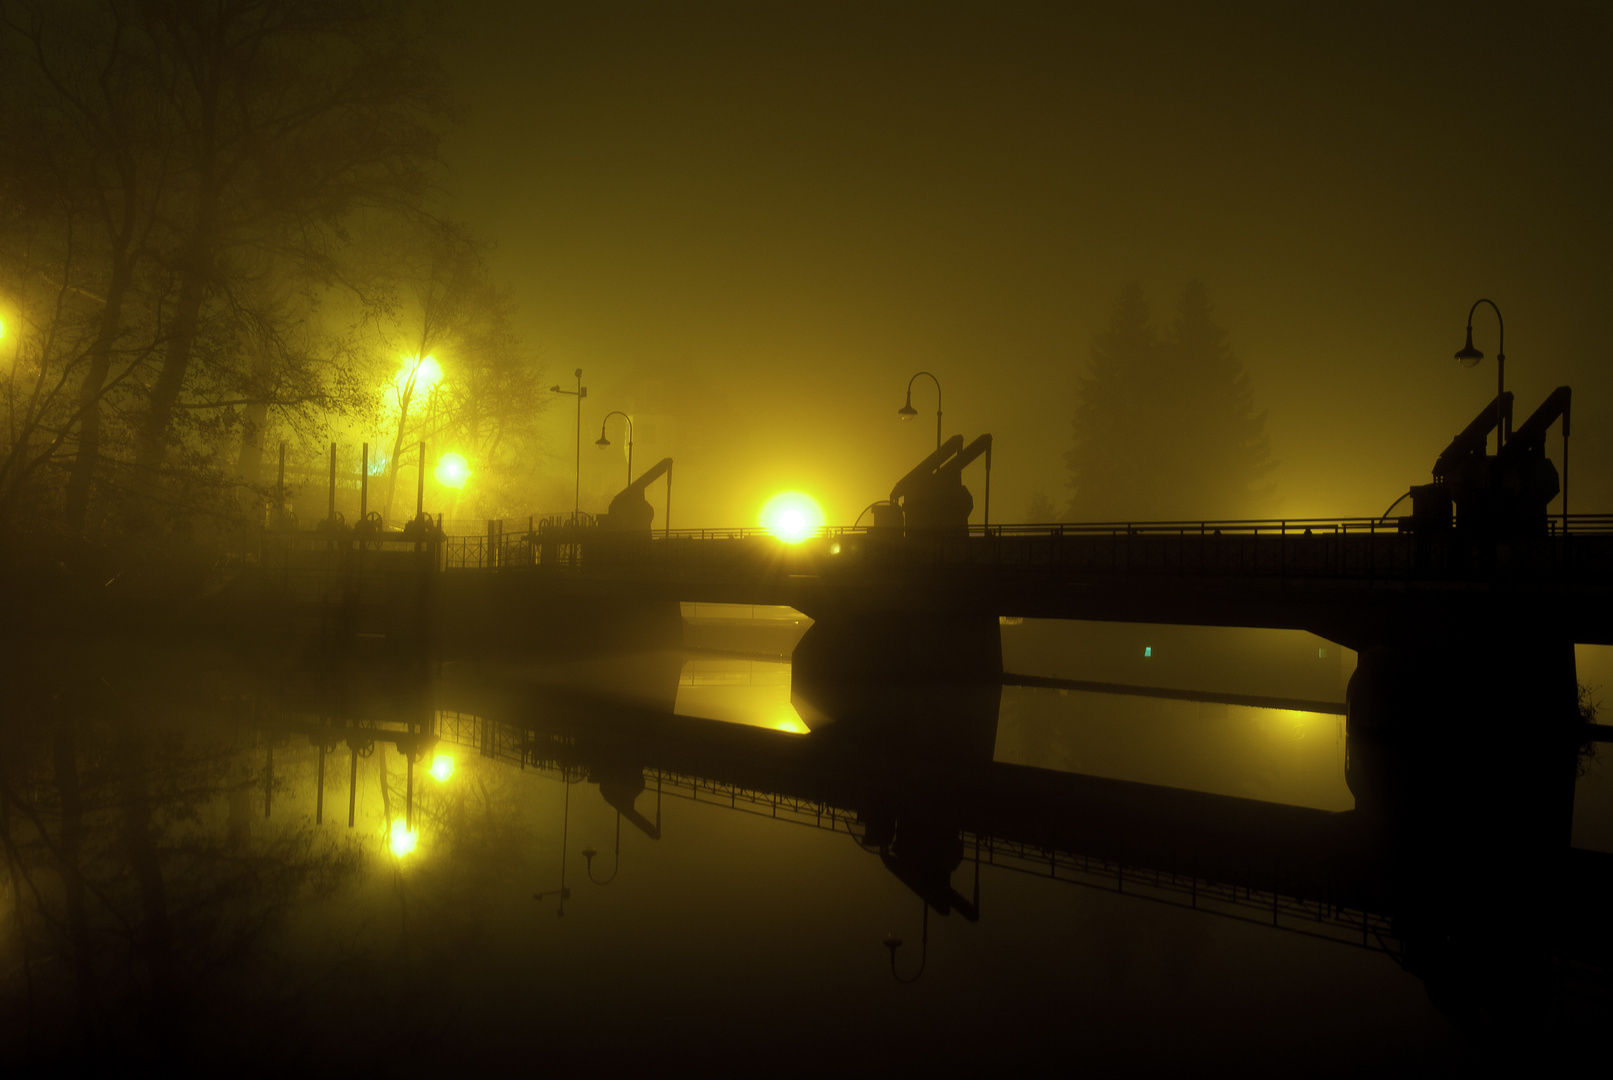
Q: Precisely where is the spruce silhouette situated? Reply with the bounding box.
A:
[1066,281,1273,521]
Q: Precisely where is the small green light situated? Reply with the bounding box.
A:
[1143,646,1151,657]
[1318,648,1327,658]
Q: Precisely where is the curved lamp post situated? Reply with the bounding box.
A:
[882,902,929,983]
[582,811,622,885]
[898,371,942,451]
[1454,299,1506,453]
[595,411,634,490]
[551,369,587,519]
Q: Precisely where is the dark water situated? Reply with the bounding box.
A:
[2,613,1608,1072]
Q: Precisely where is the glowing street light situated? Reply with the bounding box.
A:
[898,371,942,451]
[595,410,634,489]
[428,753,455,782]
[435,451,470,489]
[760,491,825,543]
[394,354,441,395]
[389,819,418,858]
[1454,299,1506,453]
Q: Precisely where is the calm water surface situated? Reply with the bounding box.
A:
[2,615,1608,1072]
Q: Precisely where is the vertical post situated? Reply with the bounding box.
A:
[348,744,358,827]
[327,442,336,524]
[360,442,369,522]
[559,775,571,917]
[417,440,426,520]
[1563,405,1570,535]
[984,442,992,528]
[1497,352,1506,453]
[574,370,585,518]
[316,742,326,824]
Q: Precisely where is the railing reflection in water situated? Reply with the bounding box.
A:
[420,709,1405,960]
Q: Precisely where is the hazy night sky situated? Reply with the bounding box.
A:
[439,2,1613,526]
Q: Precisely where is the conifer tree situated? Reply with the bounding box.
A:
[1065,281,1273,521]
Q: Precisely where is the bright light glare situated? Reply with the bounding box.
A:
[434,451,470,489]
[388,819,418,858]
[760,492,824,543]
[395,354,442,395]
[428,753,454,782]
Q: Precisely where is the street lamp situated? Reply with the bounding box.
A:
[898,371,942,451]
[595,411,634,490]
[1455,299,1506,453]
[551,369,587,519]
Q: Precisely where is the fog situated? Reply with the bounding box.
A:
[439,2,1613,527]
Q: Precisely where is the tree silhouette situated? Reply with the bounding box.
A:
[1065,281,1273,521]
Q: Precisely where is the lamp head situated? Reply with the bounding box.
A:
[897,391,917,419]
[595,434,611,448]
[1455,326,1484,368]
[550,384,562,393]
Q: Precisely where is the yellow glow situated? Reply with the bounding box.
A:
[428,753,454,782]
[769,705,810,734]
[0,316,6,340]
[760,491,825,543]
[388,819,418,858]
[434,451,470,489]
[396,354,442,395]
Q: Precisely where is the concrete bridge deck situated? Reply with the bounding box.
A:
[444,515,1613,648]
[254,513,1613,651]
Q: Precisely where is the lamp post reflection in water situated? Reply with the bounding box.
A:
[582,811,622,885]
[883,902,929,983]
[535,767,581,915]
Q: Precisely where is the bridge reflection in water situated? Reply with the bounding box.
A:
[241,631,1609,1038]
[5,620,1607,1069]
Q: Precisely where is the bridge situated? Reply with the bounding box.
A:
[245,385,1606,746]
[435,513,1613,647]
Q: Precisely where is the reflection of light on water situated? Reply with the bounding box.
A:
[993,687,1352,811]
[675,659,810,734]
[389,819,418,858]
[1281,709,1313,739]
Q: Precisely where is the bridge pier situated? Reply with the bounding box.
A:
[789,609,1002,761]
[1343,634,1584,1035]
[1344,634,1581,845]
